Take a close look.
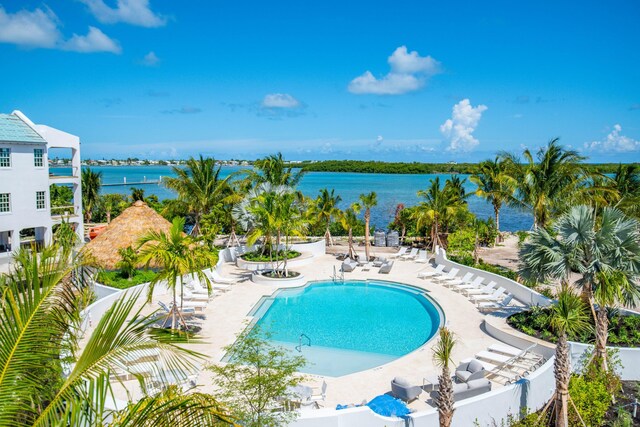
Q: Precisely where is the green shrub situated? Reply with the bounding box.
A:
[95,269,157,289]
[241,250,301,262]
[516,230,529,247]
[568,374,611,426]
[447,229,476,257]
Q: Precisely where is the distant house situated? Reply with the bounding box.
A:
[0,110,83,261]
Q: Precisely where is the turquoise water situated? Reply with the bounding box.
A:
[52,165,534,231]
[250,280,441,376]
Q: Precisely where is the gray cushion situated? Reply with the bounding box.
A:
[452,382,468,393]
[466,378,491,390]
[394,377,411,387]
[467,359,484,373]
[456,370,472,382]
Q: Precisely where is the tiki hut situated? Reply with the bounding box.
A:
[82,201,172,270]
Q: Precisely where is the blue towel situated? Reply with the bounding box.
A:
[366,394,411,418]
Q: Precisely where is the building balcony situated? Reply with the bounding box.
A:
[51,205,81,222]
[49,166,80,181]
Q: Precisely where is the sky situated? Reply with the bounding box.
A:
[1,0,639,162]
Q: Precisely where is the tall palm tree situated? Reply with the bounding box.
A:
[549,285,590,427]
[0,245,231,426]
[314,188,342,246]
[432,327,456,427]
[470,157,517,235]
[500,139,587,229]
[137,217,217,330]
[246,152,305,188]
[339,203,361,260]
[277,191,308,276]
[609,163,640,219]
[519,205,640,371]
[412,177,464,251]
[358,192,377,261]
[163,156,231,236]
[82,167,102,223]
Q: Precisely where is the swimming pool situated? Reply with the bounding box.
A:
[249,280,443,376]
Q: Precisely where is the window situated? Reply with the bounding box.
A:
[34,148,44,167]
[36,191,46,210]
[0,193,9,213]
[0,148,9,168]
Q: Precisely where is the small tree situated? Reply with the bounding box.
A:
[116,246,138,279]
[131,187,145,202]
[432,327,456,427]
[209,327,306,427]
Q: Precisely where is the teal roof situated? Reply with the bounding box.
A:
[0,114,46,144]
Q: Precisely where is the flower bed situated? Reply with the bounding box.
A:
[508,307,640,347]
[95,269,157,289]
[241,250,301,262]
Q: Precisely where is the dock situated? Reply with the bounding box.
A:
[101,176,163,187]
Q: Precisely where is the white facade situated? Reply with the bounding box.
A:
[0,110,83,263]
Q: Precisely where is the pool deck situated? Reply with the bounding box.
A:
[100,251,532,412]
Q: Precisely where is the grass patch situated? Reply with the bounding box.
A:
[95,269,158,289]
[508,307,640,347]
[241,250,301,263]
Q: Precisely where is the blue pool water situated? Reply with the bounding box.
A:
[250,280,442,376]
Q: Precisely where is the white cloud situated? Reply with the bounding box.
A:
[79,0,166,27]
[63,26,121,53]
[262,93,300,108]
[584,124,640,152]
[348,46,441,95]
[0,6,61,48]
[141,51,160,66]
[440,99,488,152]
[0,6,120,54]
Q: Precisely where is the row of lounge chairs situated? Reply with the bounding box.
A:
[418,265,516,312]
[388,247,429,263]
[341,257,394,274]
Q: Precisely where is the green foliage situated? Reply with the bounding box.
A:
[93,193,129,223]
[516,230,529,247]
[568,373,611,426]
[130,187,145,201]
[447,229,476,257]
[241,250,301,262]
[449,255,520,282]
[95,269,157,289]
[611,407,633,427]
[49,184,73,213]
[209,326,306,427]
[116,246,138,278]
[53,220,79,253]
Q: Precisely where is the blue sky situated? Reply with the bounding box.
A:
[1,0,639,162]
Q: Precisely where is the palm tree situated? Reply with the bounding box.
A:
[548,285,590,427]
[82,167,102,223]
[163,156,231,236]
[470,157,517,236]
[359,192,377,261]
[412,177,464,251]
[277,191,308,276]
[519,205,640,371]
[500,139,587,229]
[131,187,145,202]
[432,327,456,427]
[246,152,305,188]
[137,217,217,330]
[0,245,231,426]
[339,204,361,260]
[314,188,342,247]
[609,163,640,218]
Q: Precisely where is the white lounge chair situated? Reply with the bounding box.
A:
[435,268,460,282]
[203,268,235,284]
[401,248,419,260]
[488,343,544,365]
[470,287,506,302]
[389,247,408,259]
[182,289,210,302]
[300,381,327,408]
[415,250,429,263]
[462,281,497,297]
[478,295,515,312]
[174,300,207,312]
[418,264,445,279]
[453,276,484,292]
[444,272,474,287]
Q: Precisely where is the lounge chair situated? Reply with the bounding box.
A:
[488,343,544,366]
[378,260,394,274]
[470,287,506,302]
[418,264,445,279]
[478,295,515,312]
[389,247,408,259]
[435,268,460,282]
[444,272,474,287]
[182,289,210,302]
[476,350,530,371]
[174,300,207,312]
[455,359,487,383]
[415,250,428,263]
[400,248,419,260]
[462,281,497,297]
[203,268,235,284]
[430,378,491,403]
[453,276,484,292]
[300,381,328,408]
[390,377,422,403]
[341,257,358,272]
[158,301,196,316]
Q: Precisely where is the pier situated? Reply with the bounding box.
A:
[101,176,163,187]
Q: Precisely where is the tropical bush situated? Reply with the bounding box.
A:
[241,250,301,262]
[95,269,157,289]
[448,255,519,282]
[508,309,640,347]
[568,373,612,426]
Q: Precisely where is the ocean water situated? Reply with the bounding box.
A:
[52,165,534,231]
[251,280,441,376]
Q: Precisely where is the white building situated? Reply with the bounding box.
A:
[0,111,83,263]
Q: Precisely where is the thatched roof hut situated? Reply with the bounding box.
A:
[82,201,172,270]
